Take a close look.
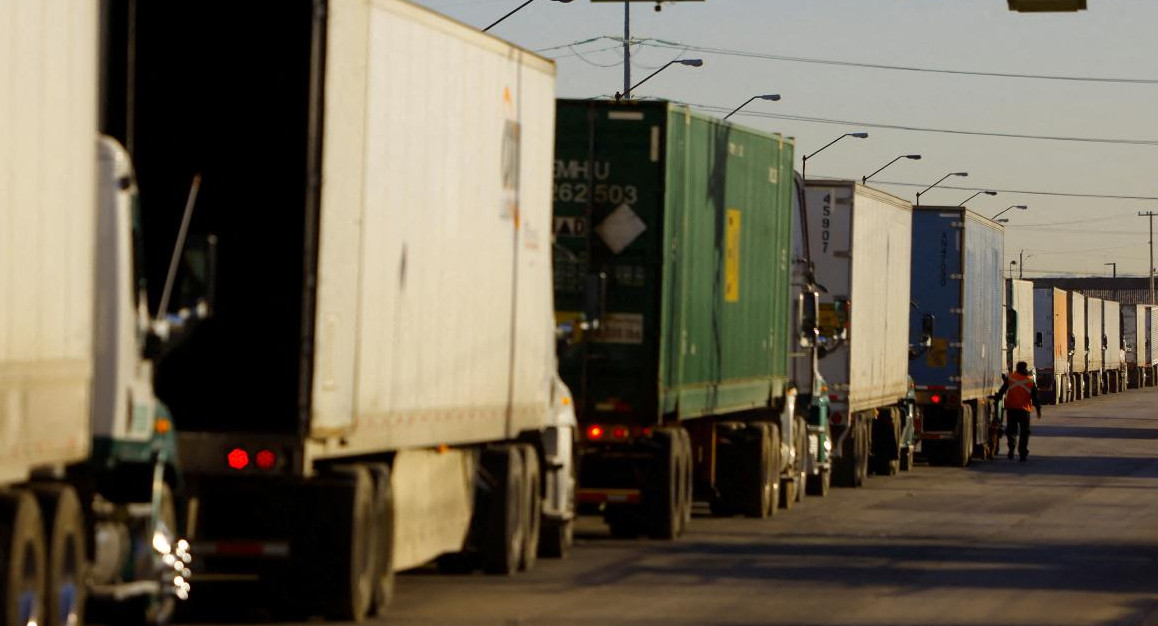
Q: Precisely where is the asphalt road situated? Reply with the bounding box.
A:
[182,387,1158,626]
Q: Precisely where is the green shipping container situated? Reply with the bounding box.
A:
[554,100,794,427]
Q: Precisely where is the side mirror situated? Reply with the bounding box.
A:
[583,272,607,330]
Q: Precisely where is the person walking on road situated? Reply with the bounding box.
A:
[993,361,1042,462]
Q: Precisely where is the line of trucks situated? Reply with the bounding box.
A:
[2,0,1153,624]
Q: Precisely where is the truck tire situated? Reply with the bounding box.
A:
[806,424,832,497]
[516,444,541,573]
[320,467,375,621]
[871,409,901,477]
[482,445,526,575]
[539,442,576,559]
[834,417,866,488]
[0,491,46,626]
[951,406,974,468]
[735,424,778,519]
[365,464,396,616]
[31,485,85,626]
[781,417,807,509]
[645,429,680,540]
[676,428,693,531]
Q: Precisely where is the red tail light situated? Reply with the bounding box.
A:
[227,448,249,470]
[612,426,628,440]
[255,450,277,470]
[931,394,943,404]
[587,424,604,440]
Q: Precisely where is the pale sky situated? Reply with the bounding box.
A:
[413,0,1158,279]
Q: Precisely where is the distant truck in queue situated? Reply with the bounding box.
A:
[1086,297,1106,396]
[553,99,827,539]
[1004,279,1035,377]
[1068,291,1088,400]
[1,3,197,623]
[909,207,1004,466]
[102,0,578,620]
[1103,299,1126,393]
[1034,287,1072,403]
[802,181,918,483]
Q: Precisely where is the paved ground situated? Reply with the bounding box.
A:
[181,387,1158,625]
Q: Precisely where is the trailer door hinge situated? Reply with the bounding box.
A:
[950,307,964,314]
[950,273,963,280]
[951,221,964,228]
[950,342,964,348]
[949,376,962,382]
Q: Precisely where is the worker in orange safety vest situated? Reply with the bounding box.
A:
[992,361,1042,462]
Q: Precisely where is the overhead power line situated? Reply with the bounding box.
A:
[807,175,1158,201]
[680,102,1158,147]
[636,39,1158,86]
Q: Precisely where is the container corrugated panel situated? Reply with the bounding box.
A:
[1069,292,1087,374]
[309,0,558,452]
[909,207,1003,400]
[1086,297,1104,372]
[0,0,98,483]
[805,181,911,413]
[1033,288,1069,376]
[1009,279,1035,371]
[659,105,792,419]
[1105,300,1122,369]
[554,100,792,425]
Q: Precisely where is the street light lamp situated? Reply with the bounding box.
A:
[862,154,921,185]
[992,204,1028,221]
[615,58,703,102]
[724,94,781,120]
[801,132,869,186]
[957,190,998,207]
[916,172,968,209]
[484,0,573,32]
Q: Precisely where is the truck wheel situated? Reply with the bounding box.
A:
[482,445,526,575]
[676,428,693,531]
[952,407,974,468]
[762,425,782,518]
[645,429,680,540]
[900,445,915,471]
[539,442,576,559]
[806,466,831,497]
[320,467,375,621]
[517,444,542,572]
[781,418,807,508]
[365,464,396,616]
[871,410,901,477]
[31,485,85,626]
[834,417,866,488]
[0,492,46,626]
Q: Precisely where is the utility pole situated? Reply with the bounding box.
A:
[1105,262,1117,278]
[1141,211,1157,305]
[1019,249,1024,279]
[622,2,631,99]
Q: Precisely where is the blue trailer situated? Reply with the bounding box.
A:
[909,207,1005,466]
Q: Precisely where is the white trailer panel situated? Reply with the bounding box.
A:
[805,181,911,414]
[309,0,557,456]
[1149,306,1158,367]
[1007,279,1035,372]
[1124,304,1142,368]
[1069,292,1086,374]
[1105,300,1122,370]
[1086,297,1104,372]
[0,0,98,484]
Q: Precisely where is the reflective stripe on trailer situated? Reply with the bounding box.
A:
[193,541,291,558]
[577,488,641,504]
[922,432,956,440]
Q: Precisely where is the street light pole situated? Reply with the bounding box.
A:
[1141,211,1157,305]
[957,190,998,207]
[992,204,1028,221]
[623,1,630,98]
[801,132,869,186]
[724,94,781,120]
[1105,262,1117,278]
[916,172,968,209]
[615,58,703,101]
[484,0,572,32]
[862,154,921,185]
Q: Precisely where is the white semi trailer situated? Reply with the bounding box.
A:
[803,181,916,482]
[2,2,193,624]
[1033,288,1071,403]
[102,0,576,620]
[1103,300,1125,392]
[1086,297,1105,396]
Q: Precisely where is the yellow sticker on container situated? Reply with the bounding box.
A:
[725,209,741,302]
